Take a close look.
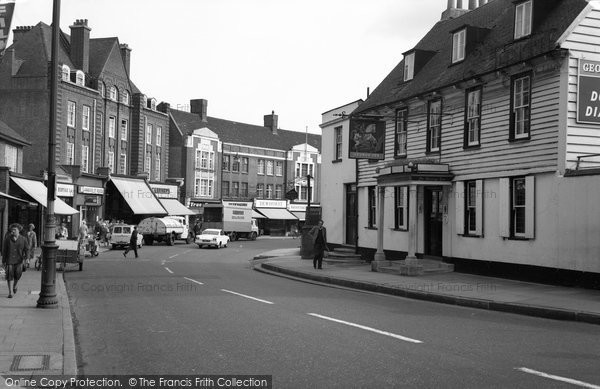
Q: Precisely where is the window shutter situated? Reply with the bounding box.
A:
[455,181,465,235]
[524,175,535,239]
[403,187,409,229]
[498,178,510,238]
[475,180,483,236]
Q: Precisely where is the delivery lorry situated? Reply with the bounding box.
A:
[202,201,259,241]
[137,216,193,246]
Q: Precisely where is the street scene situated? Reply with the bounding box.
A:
[1,0,600,388]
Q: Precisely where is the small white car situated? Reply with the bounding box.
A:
[195,229,229,249]
[108,224,143,250]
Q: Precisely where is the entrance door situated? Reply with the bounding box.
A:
[345,184,357,245]
[424,187,443,257]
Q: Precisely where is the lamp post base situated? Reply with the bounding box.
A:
[37,243,59,309]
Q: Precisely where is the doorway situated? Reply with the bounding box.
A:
[345,184,357,246]
[424,187,443,257]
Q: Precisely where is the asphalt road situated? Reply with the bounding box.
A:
[65,238,600,388]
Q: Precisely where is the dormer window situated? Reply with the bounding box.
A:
[514,0,532,39]
[61,65,70,82]
[109,86,118,101]
[452,29,466,63]
[148,98,157,111]
[98,81,105,97]
[75,70,85,86]
[403,53,415,82]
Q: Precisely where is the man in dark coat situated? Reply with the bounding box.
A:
[123,226,139,258]
[2,224,28,298]
[309,219,329,270]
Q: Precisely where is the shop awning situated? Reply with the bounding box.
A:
[110,177,167,215]
[10,177,79,215]
[255,208,297,220]
[291,211,306,221]
[0,191,30,203]
[252,210,266,219]
[159,198,195,216]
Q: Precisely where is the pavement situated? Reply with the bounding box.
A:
[2,242,599,387]
[252,248,600,326]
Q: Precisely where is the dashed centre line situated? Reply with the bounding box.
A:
[308,313,423,344]
[184,277,204,285]
[516,367,600,389]
[220,289,274,305]
[164,267,173,274]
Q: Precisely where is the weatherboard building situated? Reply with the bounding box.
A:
[334,0,600,283]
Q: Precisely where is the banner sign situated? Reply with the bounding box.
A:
[0,3,15,52]
[348,118,386,159]
[577,59,600,124]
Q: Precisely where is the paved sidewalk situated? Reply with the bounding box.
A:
[253,249,600,325]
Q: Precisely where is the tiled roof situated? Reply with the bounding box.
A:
[170,109,321,151]
[89,37,119,78]
[0,117,31,146]
[355,0,588,114]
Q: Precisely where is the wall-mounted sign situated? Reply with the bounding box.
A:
[254,199,287,208]
[577,59,600,124]
[222,201,253,209]
[348,118,386,159]
[84,196,101,205]
[56,183,74,198]
[150,183,178,199]
[79,186,104,195]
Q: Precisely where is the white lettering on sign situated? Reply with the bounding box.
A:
[583,63,600,73]
[79,186,104,195]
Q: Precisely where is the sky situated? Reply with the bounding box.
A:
[8,0,445,134]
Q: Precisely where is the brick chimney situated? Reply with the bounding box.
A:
[190,99,208,122]
[264,111,278,135]
[120,43,132,77]
[441,0,470,20]
[69,19,91,73]
[12,26,33,45]
[157,102,170,114]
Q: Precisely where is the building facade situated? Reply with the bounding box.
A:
[169,99,321,235]
[320,100,362,247]
[0,19,170,229]
[341,0,600,281]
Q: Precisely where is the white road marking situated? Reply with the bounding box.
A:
[169,254,178,259]
[516,367,600,389]
[183,250,193,254]
[308,313,423,344]
[220,289,274,305]
[164,267,173,274]
[184,277,204,285]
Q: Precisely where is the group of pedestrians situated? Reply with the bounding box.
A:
[1,223,37,298]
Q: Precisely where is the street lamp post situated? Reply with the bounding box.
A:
[37,0,61,308]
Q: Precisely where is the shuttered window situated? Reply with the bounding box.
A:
[499,176,534,239]
[456,180,483,236]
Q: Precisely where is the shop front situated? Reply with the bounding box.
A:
[56,182,75,237]
[104,176,167,224]
[254,199,297,236]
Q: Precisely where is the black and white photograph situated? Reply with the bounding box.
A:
[1,0,600,388]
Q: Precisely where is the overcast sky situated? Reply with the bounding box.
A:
[9,0,444,134]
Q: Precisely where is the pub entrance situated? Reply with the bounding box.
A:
[345,184,357,246]
[424,187,443,257]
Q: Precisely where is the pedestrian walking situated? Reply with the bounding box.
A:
[78,220,88,252]
[25,224,37,269]
[2,224,28,298]
[193,220,203,237]
[308,219,329,270]
[123,226,139,258]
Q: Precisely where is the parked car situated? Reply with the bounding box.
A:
[108,224,143,250]
[195,229,230,249]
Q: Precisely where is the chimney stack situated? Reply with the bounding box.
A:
[69,19,91,73]
[190,99,208,122]
[441,0,470,20]
[264,111,278,135]
[157,102,170,114]
[12,26,33,45]
[120,43,132,77]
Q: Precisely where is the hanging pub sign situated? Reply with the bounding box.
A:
[577,58,600,124]
[348,118,386,159]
